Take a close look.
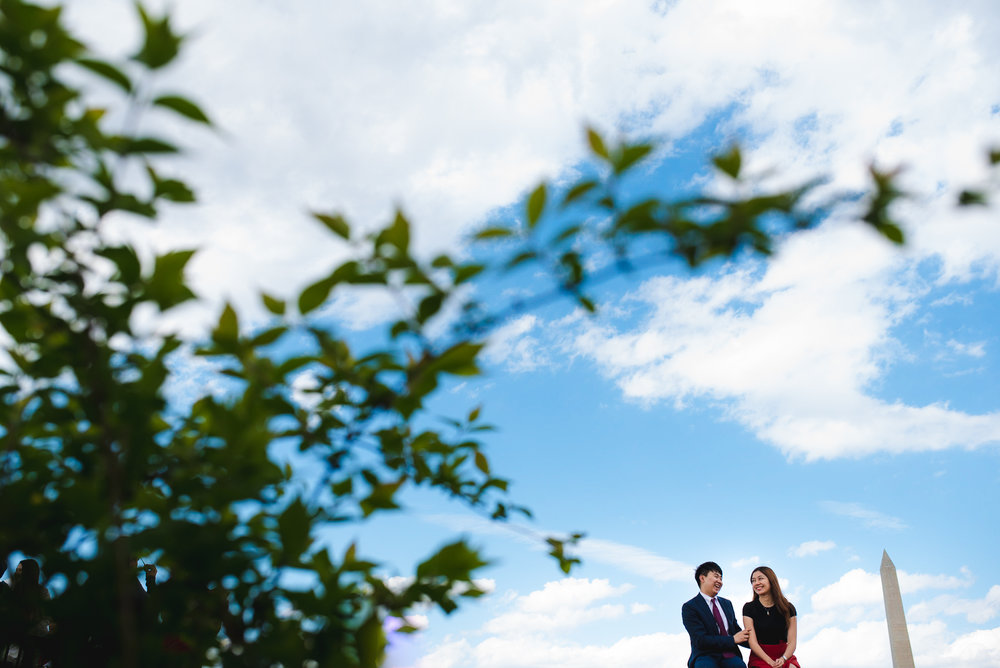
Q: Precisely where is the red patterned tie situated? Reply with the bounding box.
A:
[711,598,737,659]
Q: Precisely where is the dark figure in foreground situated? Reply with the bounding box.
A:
[743,566,800,668]
[682,561,750,668]
[0,558,53,667]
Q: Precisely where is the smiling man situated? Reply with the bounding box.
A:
[682,561,750,668]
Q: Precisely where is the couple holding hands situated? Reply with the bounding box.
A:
[681,561,800,668]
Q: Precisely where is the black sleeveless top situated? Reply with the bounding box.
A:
[742,599,796,644]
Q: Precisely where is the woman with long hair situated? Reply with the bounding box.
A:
[742,566,800,668]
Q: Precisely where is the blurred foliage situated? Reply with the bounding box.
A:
[957,146,1000,207]
[0,1,915,667]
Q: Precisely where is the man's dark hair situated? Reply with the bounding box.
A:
[694,561,723,585]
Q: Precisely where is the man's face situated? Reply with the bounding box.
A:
[699,570,723,596]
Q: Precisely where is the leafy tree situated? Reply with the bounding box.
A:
[0,1,917,667]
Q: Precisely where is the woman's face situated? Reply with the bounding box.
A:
[751,570,770,597]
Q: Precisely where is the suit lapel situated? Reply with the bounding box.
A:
[695,594,723,634]
[719,597,737,630]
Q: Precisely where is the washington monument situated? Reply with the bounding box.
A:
[880,550,915,668]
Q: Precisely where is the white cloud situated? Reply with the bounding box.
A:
[566,218,1000,461]
[465,632,690,668]
[474,578,498,596]
[483,578,631,634]
[415,578,688,668]
[731,556,761,569]
[57,0,1000,462]
[811,567,973,611]
[798,620,891,667]
[419,516,693,584]
[821,501,907,530]
[931,292,973,307]
[420,514,540,546]
[577,539,692,583]
[483,315,550,372]
[414,638,472,668]
[909,585,1000,625]
[789,540,836,558]
[800,619,1000,668]
[59,1,1000,323]
[945,339,987,358]
[931,626,1000,665]
[403,614,429,631]
[898,569,974,594]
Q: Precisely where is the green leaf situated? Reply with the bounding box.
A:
[118,137,179,155]
[150,170,196,202]
[97,246,141,286]
[312,211,351,240]
[553,224,583,244]
[76,58,132,92]
[877,221,905,244]
[504,250,537,270]
[100,192,156,218]
[380,210,410,254]
[561,179,598,207]
[298,277,334,315]
[546,536,582,574]
[474,226,515,240]
[526,183,547,229]
[713,145,742,179]
[390,320,410,338]
[431,254,454,268]
[360,479,404,517]
[560,250,584,287]
[357,613,387,668]
[587,126,609,160]
[416,541,489,583]
[215,303,239,343]
[453,263,486,284]
[958,189,987,206]
[613,143,653,175]
[153,94,211,125]
[146,249,196,310]
[474,451,489,475]
[278,498,312,561]
[278,355,313,375]
[252,326,285,347]
[417,293,444,323]
[133,5,183,70]
[261,293,286,315]
[432,342,483,377]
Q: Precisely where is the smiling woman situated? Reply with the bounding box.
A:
[744,566,799,668]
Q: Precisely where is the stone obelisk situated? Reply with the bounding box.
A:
[880,550,915,668]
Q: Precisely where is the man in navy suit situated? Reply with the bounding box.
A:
[681,561,749,668]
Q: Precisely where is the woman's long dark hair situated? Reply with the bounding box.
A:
[11,559,46,620]
[751,566,792,629]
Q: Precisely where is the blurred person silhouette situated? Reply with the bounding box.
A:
[0,558,52,667]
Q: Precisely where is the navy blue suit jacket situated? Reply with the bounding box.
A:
[681,593,745,667]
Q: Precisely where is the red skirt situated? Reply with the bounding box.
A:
[747,642,800,668]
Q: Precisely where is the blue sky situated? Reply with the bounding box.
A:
[63,1,1000,666]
